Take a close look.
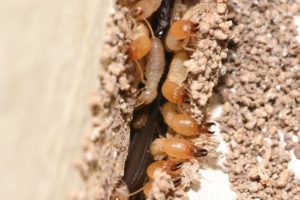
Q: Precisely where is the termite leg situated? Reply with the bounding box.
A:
[182,37,195,52]
[135,89,146,108]
[178,104,188,116]
[134,60,146,84]
[173,175,182,187]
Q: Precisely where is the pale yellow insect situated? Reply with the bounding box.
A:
[150,137,208,160]
[162,51,188,105]
[132,0,162,20]
[165,20,197,52]
[136,37,165,106]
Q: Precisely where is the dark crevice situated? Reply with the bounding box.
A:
[122,1,174,199]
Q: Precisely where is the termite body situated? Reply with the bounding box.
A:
[150,137,208,160]
[165,20,197,52]
[136,37,165,106]
[162,51,188,105]
[161,102,215,137]
[129,23,152,83]
[161,102,199,137]
[129,23,151,61]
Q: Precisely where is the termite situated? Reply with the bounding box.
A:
[114,160,180,199]
[136,37,165,106]
[132,0,162,21]
[161,102,215,137]
[131,0,161,42]
[129,22,153,83]
[170,0,187,23]
[150,137,208,160]
[129,23,152,60]
[143,180,153,197]
[146,160,181,179]
[165,19,198,52]
[162,51,188,105]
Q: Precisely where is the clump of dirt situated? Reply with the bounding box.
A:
[218,0,300,199]
[184,0,235,122]
[75,7,137,199]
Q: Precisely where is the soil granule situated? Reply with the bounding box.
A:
[218,0,300,199]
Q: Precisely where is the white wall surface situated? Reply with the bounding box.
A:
[0,0,113,199]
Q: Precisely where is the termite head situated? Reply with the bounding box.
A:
[143,181,153,197]
[129,36,152,60]
[146,160,182,179]
[132,0,162,21]
[171,114,199,137]
[161,102,200,137]
[150,137,209,160]
[135,89,157,108]
[132,6,144,20]
[150,138,165,158]
[132,2,153,21]
[129,22,152,61]
[162,79,185,105]
[170,20,198,40]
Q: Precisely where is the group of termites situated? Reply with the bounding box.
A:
[124,0,215,198]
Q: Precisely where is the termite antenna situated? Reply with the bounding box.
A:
[178,104,188,116]
[143,19,155,39]
[114,179,144,198]
[127,187,144,197]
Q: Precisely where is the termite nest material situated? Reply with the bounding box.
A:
[76,0,233,200]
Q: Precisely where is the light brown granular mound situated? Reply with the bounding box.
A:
[183,0,235,122]
[75,7,137,199]
[218,0,300,199]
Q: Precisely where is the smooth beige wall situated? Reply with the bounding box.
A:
[0,0,113,199]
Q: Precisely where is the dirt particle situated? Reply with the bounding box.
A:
[277,169,290,188]
[248,166,260,181]
[217,0,300,198]
[294,144,300,159]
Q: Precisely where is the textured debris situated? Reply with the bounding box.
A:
[75,7,136,199]
[183,0,233,122]
[218,0,300,199]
